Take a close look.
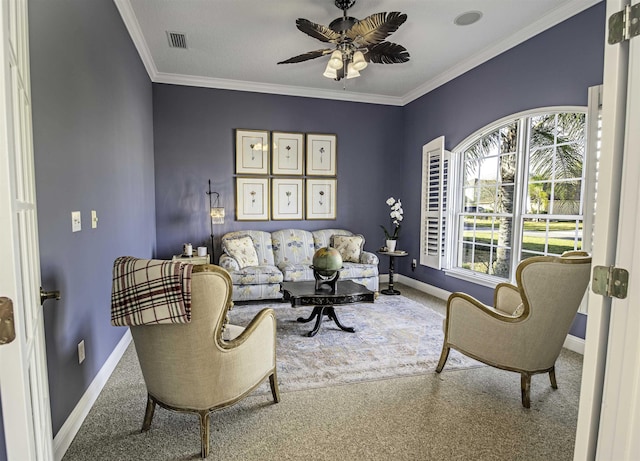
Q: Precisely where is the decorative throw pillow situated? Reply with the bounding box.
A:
[224,235,259,269]
[331,234,365,263]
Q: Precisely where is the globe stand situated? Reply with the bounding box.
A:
[310,267,341,294]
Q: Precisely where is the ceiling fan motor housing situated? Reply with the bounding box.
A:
[335,0,356,11]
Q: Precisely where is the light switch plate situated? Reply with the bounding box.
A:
[71,211,81,232]
[91,210,98,229]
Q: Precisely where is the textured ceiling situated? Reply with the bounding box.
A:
[116,0,600,105]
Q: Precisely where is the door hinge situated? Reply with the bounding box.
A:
[592,265,629,299]
[608,3,640,44]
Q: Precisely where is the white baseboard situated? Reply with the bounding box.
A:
[388,274,584,355]
[53,330,132,461]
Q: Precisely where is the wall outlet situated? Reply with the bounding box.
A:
[411,258,417,270]
[78,340,85,364]
[71,211,81,232]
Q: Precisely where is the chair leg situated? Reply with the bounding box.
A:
[549,366,558,389]
[198,411,210,459]
[269,371,281,403]
[141,394,156,432]
[521,373,531,408]
[435,345,450,373]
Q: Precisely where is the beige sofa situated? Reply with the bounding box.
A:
[218,228,379,301]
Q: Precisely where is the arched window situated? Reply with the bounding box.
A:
[447,107,593,284]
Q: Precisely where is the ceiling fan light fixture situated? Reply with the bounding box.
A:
[323,62,338,79]
[346,63,360,79]
[352,51,368,71]
[328,50,344,69]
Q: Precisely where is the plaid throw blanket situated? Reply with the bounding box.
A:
[111,257,193,326]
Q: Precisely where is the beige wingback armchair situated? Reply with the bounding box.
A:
[436,251,591,408]
[129,264,280,458]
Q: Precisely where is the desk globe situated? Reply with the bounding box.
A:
[311,247,343,292]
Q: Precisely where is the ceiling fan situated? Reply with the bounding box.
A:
[277,0,410,81]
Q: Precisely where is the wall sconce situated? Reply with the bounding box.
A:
[206,179,225,263]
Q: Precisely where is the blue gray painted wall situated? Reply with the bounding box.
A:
[153,84,403,260]
[29,0,155,435]
[400,3,605,336]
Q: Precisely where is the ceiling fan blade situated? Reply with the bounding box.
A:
[365,42,410,64]
[277,49,332,64]
[346,12,407,47]
[296,18,341,43]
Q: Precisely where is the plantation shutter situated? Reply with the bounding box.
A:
[420,136,450,269]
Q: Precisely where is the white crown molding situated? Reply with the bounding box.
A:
[116,0,600,106]
[153,72,405,105]
[401,0,602,105]
[114,0,158,79]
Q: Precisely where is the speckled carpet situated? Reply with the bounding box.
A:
[229,294,481,393]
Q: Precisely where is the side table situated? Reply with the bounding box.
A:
[377,251,408,295]
[172,254,210,265]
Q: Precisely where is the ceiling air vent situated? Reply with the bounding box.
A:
[166,31,187,49]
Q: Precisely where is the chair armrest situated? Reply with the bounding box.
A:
[223,308,276,349]
[219,254,240,272]
[493,283,523,316]
[360,251,379,265]
[448,292,515,323]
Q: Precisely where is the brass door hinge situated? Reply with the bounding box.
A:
[592,265,629,299]
[609,3,640,44]
[0,297,16,345]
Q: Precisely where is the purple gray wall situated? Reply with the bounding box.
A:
[400,3,605,336]
[29,0,155,435]
[153,84,404,260]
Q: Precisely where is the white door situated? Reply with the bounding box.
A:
[0,0,54,459]
[575,0,640,459]
[594,0,640,457]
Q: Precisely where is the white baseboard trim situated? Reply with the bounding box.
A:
[53,330,132,461]
[562,334,585,355]
[388,274,584,355]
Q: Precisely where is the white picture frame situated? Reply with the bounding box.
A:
[306,178,337,220]
[306,133,337,176]
[272,178,304,220]
[236,177,270,221]
[235,129,269,175]
[272,131,304,175]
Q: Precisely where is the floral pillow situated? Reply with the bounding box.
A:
[331,234,365,263]
[224,235,259,269]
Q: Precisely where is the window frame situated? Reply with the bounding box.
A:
[444,106,590,287]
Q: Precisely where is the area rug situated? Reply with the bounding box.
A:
[228,294,482,393]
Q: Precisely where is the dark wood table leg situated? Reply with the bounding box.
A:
[381,255,401,295]
[297,305,355,336]
[297,306,325,337]
[327,306,355,333]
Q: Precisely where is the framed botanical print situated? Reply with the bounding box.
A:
[236,177,270,221]
[272,132,304,175]
[306,133,337,176]
[235,129,269,175]
[272,178,304,220]
[306,178,337,220]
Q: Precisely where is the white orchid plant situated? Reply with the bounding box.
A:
[380,197,404,240]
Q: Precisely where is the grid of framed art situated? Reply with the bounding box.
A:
[234,129,337,221]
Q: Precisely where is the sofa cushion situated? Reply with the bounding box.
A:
[272,229,315,266]
[227,265,283,285]
[312,229,353,249]
[224,235,259,269]
[331,234,365,263]
[222,230,275,266]
[278,262,315,282]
